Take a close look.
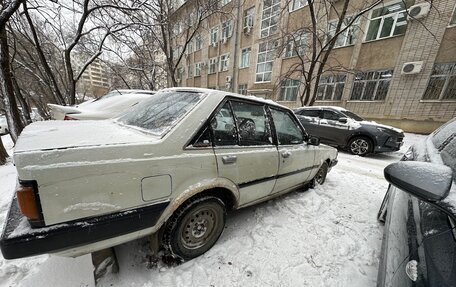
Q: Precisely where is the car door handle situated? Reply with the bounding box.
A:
[222,155,237,164]
[281,151,291,158]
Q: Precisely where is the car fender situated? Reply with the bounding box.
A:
[156,177,240,228]
[345,131,377,147]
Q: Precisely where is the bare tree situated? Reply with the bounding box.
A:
[277,0,384,106]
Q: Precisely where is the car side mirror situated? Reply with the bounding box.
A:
[308,136,320,146]
[384,161,453,202]
[338,117,348,123]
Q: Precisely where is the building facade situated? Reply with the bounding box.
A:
[172,0,456,133]
[76,58,110,98]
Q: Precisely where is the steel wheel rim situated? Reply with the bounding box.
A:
[350,139,368,155]
[180,206,220,250]
[316,167,325,184]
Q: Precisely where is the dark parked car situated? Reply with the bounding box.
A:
[294,106,404,156]
[377,118,456,287]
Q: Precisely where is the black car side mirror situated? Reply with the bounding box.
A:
[338,117,348,123]
[384,161,453,202]
[308,136,320,146]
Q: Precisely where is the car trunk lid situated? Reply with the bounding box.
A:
[15,120,155,153]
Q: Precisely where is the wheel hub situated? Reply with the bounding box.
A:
[181,209,217,249]
[351,139,368,155]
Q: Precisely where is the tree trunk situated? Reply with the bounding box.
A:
[0,136,8,165]
[0,24,23,143]
[12,75,32,124]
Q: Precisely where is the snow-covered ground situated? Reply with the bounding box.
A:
[0,133,426,287]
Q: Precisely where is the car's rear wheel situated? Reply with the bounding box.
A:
[164,196,226,260]
[348,136,372,156]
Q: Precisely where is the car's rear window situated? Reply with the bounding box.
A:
[118,91,204,136]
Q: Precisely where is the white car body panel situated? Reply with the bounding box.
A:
[4,88,338,258]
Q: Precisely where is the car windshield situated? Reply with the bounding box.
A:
[117,91,204,136]
[341,110,364,121]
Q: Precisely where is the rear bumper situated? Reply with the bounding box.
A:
[0,196,169,259]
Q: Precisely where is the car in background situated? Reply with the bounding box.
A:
[1,88,337,261]
[48,89,156,120]
[377,118,456,287]
[294,106,404,156]
[0,115,8,135]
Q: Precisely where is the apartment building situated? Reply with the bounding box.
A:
[171,0,456,133]
[76,58,110,98]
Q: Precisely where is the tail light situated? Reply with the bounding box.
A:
[64,115,78,120]
[16,181,44,227]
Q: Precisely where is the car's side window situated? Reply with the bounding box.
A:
[231,101,273,146]
[321,110,341,121]
[301,110,319,118]
[211,102,238,146]
[270,108,304,145]
[192,125,212,147]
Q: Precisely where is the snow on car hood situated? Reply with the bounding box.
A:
[15,120,155,153]
[360,120,403,133]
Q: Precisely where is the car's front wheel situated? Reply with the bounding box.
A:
[164,195,226,260]
[348,136,372,156]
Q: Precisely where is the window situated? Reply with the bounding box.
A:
[278,79,300,101]
[284,32,307,58]
[172,46,182,60]
[423,63,456,101]
[256,41,275,82]
[450,5,456,26]
[238,84,248,95]
[219,54,230,72]
[316,75,346,101]
[298,109,319,117]
[210,26,219,45]
[350,70,393,101]
[240,48,251,68]
[289,0,307,12]
[211,102,237,146]
[231,101,273,146]
[221,20,233,40]
[365,1,410,42]
[195,35,203,50]
[220,0,231,6]
[195,63,202,77]
[260,0,280,38]
[208,58,217,74]
[187,40,193,54]
[321,110,342,121]
[188,65,194,78]
[176,67,184,81]
[118,91,203,137]
[327,17,360,48]
[244,7,255,32]
[270,108,304,145]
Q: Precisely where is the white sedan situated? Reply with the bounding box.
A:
[48,89,155,120]
[1,88,338,261]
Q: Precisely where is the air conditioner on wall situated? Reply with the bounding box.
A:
[245,26,252,35]
[176,79,181,83]
[226,75,232,82]
[401,61,424,75]
[221,37,228,44]
[407,2,431,20]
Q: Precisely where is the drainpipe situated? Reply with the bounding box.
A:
[231,0,242,93]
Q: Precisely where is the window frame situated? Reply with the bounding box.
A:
[364,0,409,42]
[269,106,307,146]
[221,20,233,40]
[243,6,255,32]
[278,79,300,101]
[240,47,251,68]
[210,26,219,45]
[349,69,393,102]
[284,32,307,58]
[327,16,360,48]
[289,0,308,13]
[219,53,230,72]
[316,74,347,101]
[238,84,248,95]
[208,57,218,74]
[255,41,276,83]
[260,0,281,38]
[422,62,456,101]
[195,63,202,77]
[195,35,203,51]
[449,4,456,27]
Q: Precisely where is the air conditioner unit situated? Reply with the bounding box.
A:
[407,2,431,20]
[401,61,424,75]
[226,75,232,82]
[245,26,252,34]
[176,79,181,83]
[221,37,228,44]
[211,42,218,48]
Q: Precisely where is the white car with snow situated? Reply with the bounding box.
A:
[48,89,156,120]
[1,88,338,261]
